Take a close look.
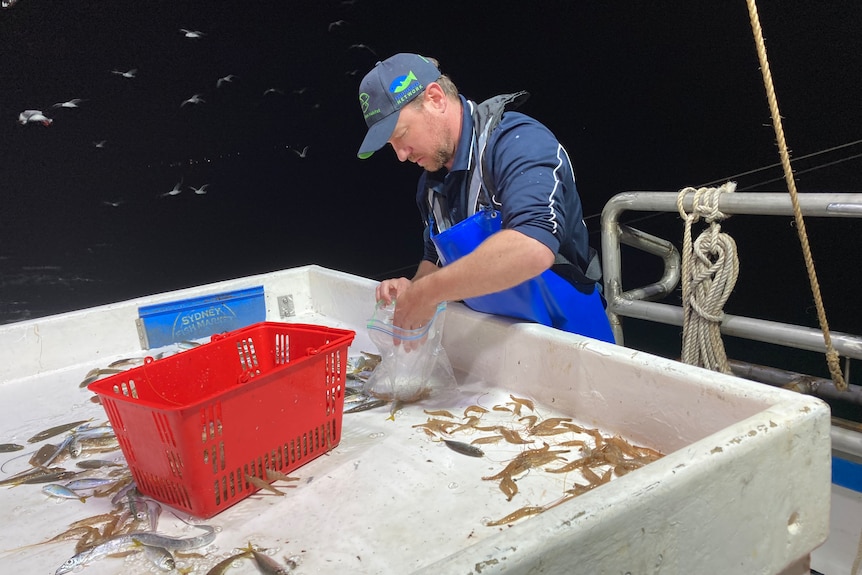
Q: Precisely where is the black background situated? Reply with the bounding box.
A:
[2,1,861,398]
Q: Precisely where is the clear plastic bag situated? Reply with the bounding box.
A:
[364,300,457,402]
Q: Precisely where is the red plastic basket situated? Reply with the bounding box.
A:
[88,322,355,518]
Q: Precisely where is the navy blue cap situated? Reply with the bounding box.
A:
[356,53,441,159]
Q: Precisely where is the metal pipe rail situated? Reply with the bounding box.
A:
[601,191,862,358]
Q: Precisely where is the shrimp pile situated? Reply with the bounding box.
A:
[413,394,664,527]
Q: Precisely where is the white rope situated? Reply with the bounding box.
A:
[677,182,740,374]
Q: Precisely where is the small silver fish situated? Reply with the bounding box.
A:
[64,477,119,491]
[206,546,254,575]
[251,549,295,574]
[133,540,176,572]
[75,459,124,469]
[442,439,485,458]
[55,524,215,574]
[343,399,387,414]
[42,484,88,503]
[0,443,24,452]
[28,419,91,443]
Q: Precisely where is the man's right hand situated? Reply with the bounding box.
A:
[375,277,413,305]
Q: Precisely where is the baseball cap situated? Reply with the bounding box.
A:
[356,53,441,159]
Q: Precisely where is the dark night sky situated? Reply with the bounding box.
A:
[2,0,861,355]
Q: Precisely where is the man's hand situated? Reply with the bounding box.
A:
[375,277,413,305]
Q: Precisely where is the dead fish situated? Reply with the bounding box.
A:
[64,477,120,491]
[343,399,387,414]
[107,357,145,368]
[133,540,176,572]
[27,419,91,443]
[0,443,24,452]
[245,474,285,496]
[79,369,123,388]
[75,459,124,469]
[42,484,88,503]
[251,548,296,574]
[442,439,484,458]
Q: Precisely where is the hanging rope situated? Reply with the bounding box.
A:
[677,183,740,373]
[745,0,847,390]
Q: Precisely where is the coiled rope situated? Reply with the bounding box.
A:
[746,0,847,390]
[677,183,739,374]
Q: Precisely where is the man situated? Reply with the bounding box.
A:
[356,53,614,343]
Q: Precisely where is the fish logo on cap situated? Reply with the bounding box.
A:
[389,71,418,95]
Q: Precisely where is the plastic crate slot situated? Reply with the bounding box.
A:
[102,400,125,434]
[213,479,221,506]
[166,449,184,478]
[152,411,177,448]
[236,338,260,374]
[118,434,136,464]
[218,441,225,471]
[274,332,290,365]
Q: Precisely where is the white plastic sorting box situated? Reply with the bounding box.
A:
[0,265,830,574]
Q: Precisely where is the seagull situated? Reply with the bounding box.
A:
[102,199,124,207]
[345,69,360,76]
[190,184,209,195]
[181,94,205,106]
[263,88,284,96]
[328,19,348,32]
[160,181,183,197]
[180,28,204,38]
[217,74,237,88]
[111,68,137,78]
[292,146,309,158]
[52,98,85,108]
[93,140,107,148]
[292,87,307,95]
[18,110,52,126]
[348,43,377,56]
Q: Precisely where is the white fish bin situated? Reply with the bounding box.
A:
[0,265,830,574]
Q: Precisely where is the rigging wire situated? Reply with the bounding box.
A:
[584,138,862,229]
[372,139,862,278]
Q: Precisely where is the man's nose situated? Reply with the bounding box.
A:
[392,145,410,163]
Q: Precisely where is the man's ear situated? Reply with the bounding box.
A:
[424,82,448,111]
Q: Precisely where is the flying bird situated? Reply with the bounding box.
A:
[348,43,377,56]
[292,146,309,158]
[111,68,137,78]
[263,88,284,96]
[93,140,107,148]
[180,28,205,38]
[160,181,183,197]
[102,200,124,208]
[190,184,209,195]
[52,98,85,108]
[328,19,348,32]
[181,94,205,106]
[217,74,237,88]
[18,110,52,126]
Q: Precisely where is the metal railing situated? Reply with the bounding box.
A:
[600,191,862,404]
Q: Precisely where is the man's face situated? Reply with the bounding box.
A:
[387,96,454,172]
